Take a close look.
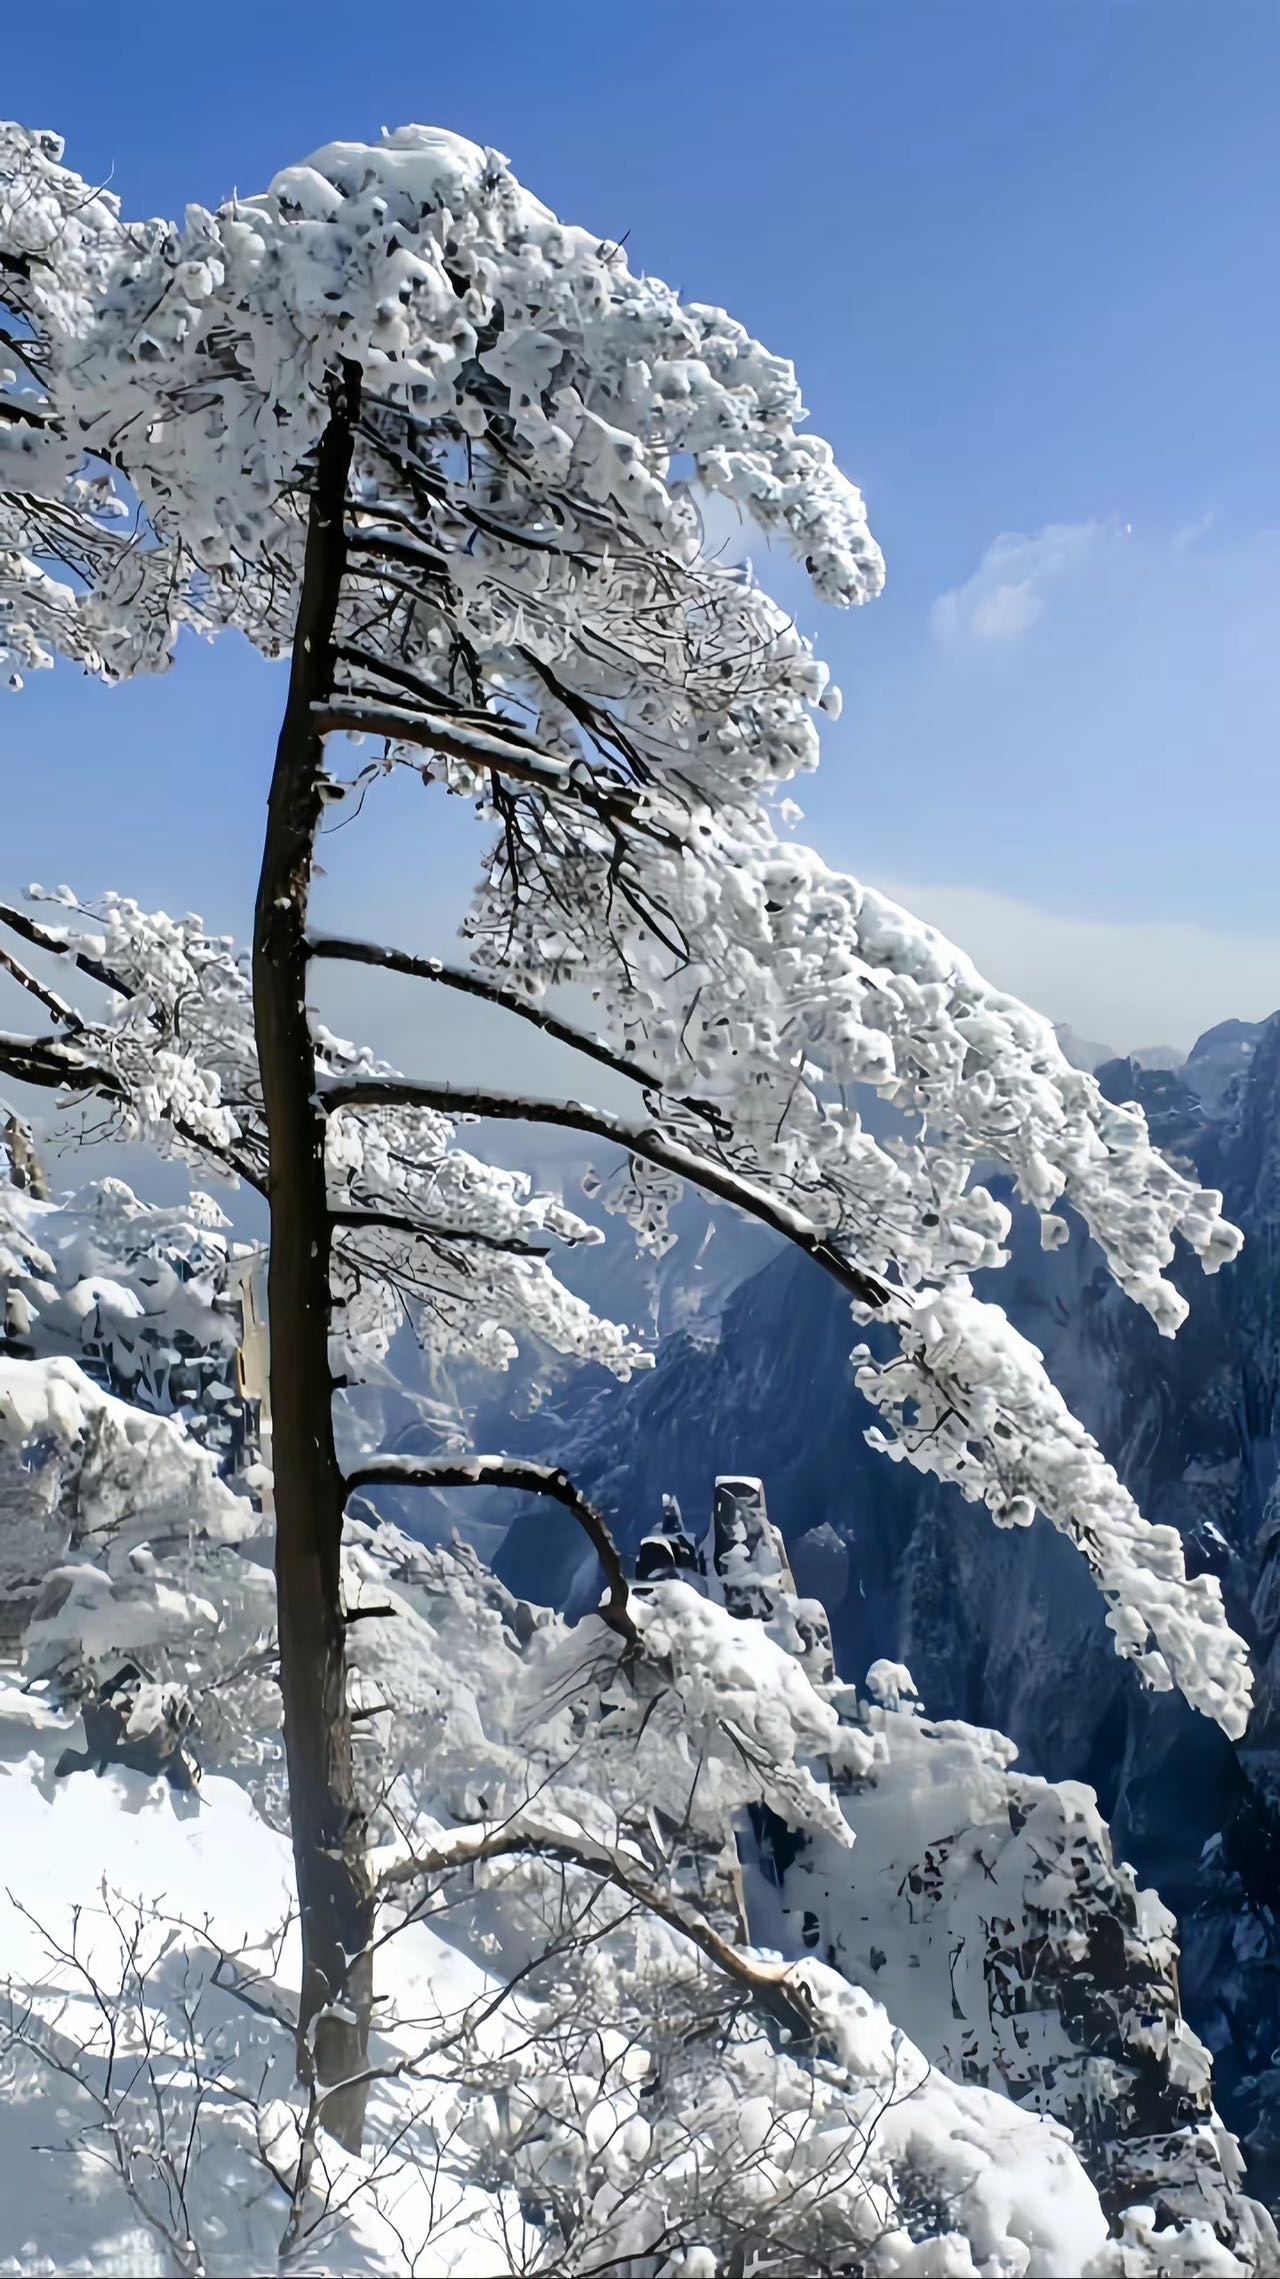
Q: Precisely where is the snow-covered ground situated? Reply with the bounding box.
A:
[0,1663,1132,2279]
[0,1678,524,2278]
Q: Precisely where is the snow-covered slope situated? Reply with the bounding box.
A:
[479,1011,1280,2205]
[0,1680,517,2278]
[0,1617,1147,2278]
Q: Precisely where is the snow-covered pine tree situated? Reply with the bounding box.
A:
[0,120,1266,2265]
[0,1114,277,1766]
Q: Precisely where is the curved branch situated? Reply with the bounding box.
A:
[375,1822,814,2044]
[309,934,728,1138]
[343,1454,637,1644]
[0,900,132,1003]
[320,1075,898,1319]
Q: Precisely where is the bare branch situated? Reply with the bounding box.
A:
[343,1454,637,1645]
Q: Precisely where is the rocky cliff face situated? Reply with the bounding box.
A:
[482,1011,1280,2198]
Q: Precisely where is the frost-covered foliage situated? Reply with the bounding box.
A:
[0,1138,276,1768]
[0,116,1251,1733]
[0,1335,279,1765]
[1,1312,1272,2273]
[1,1142,242,1422]
[5,885,647,1389]
[0,113,1269,2272]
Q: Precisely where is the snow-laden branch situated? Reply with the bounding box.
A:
[0,897,131,1003]
[0,1028,116,1094]
[309,932,728,1137]
[0,939,83,1030]
[312,700,686,845]
[321,1075,895,1312]
[0,1023,266,1196]
[328,1076,1253,1734]
[344,1454,636,1643]
[0,897,268,1191]
[853,1285,1255,1737]
[372,1816,814,2042]
[329,1206,550,1257]
[0,119,1254,1743]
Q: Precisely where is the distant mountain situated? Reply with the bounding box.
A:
[1054,1020,1186,1075]
[1131,1041,1187,1070]
[1185,1017,1268,1117]
[473,1009,1280,2197]
[1053,1020,1120,1072]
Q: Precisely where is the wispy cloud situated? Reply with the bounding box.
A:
[836,513,1280,971]
[931,520,1119,646]
[878,876,1280,1053]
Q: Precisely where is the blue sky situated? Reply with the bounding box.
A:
[3,1,1280,1051]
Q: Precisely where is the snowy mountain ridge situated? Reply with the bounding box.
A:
[456,1008,1280,2201]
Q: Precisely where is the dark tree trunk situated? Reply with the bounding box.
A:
[252,362,372,2152]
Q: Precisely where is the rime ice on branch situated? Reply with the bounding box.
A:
[0,116,1250,1732]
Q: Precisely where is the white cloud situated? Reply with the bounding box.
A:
[836,513,1280,976]
[879,876,1280,1054]
[931,520,1115,646]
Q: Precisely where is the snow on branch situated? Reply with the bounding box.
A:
[0,937,83,1029]
[313,699,688,854]
[0,1028,119,1098]
[328,1078,1252,1734]
[320,1074,896,1309]
[0,895,132,1004]
[329,1205,551,1257]
[344,1454,636,1643]
[853,1285,1255,1738]
[309,931,730,1138]
[468,805,1241,1335]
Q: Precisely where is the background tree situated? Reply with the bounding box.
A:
[0,118,1255,2181]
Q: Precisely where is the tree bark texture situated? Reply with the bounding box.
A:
[251,362,372,2152]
